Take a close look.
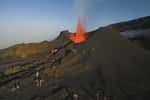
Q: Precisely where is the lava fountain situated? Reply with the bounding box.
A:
[68,17,88,44]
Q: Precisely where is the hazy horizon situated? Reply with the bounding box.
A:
[0,0,150,49]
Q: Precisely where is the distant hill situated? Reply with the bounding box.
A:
[0,30,70,61]
[107,16,150,31]
[0,41,51,60]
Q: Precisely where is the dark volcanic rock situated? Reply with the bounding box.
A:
[0,16,150,100]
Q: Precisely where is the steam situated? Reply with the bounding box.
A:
[74,0,103,31]
[74,0,92,19]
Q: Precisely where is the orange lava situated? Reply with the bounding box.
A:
[68,17,88,44]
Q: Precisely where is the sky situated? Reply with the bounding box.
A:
[0,0,150,49]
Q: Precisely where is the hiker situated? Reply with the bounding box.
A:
[48,48,59,56]
[35,71,39,79]
[11,80,20,92]
[73,93,78,100]
[34,71,44,87]
[96,89,104,100]
[104,96,108,100]
[96,92,100,100]
[65,94,73,100]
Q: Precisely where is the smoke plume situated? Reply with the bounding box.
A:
[74,0,103,31]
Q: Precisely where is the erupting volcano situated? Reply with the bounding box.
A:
[68,17,88,44]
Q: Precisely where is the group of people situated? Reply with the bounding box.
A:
[96,91,108,100]
[11,71,44,92]
[10,71,109,100]
[65,93,79,100]
[11,47,71,91]
[64,91,108,100]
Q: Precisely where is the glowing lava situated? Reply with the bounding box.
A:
[68,17,88,44]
